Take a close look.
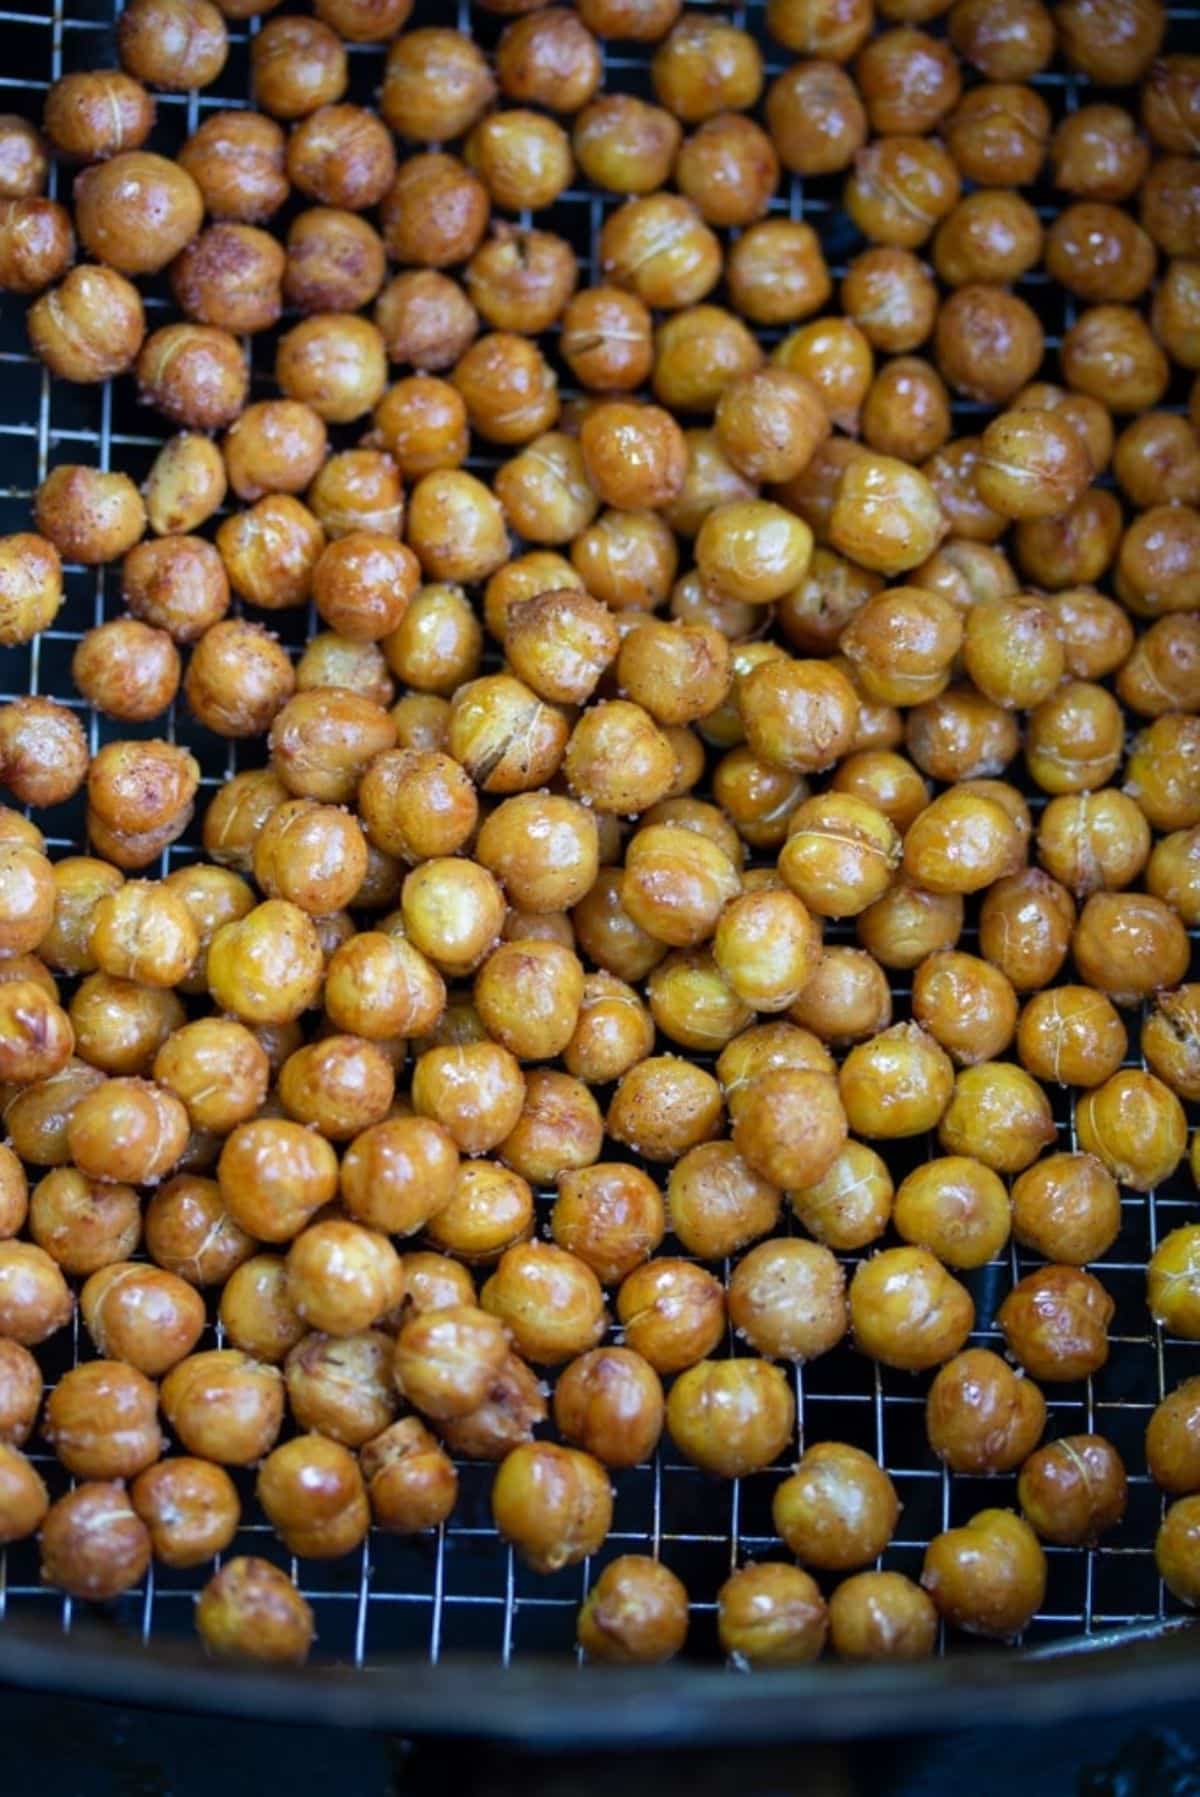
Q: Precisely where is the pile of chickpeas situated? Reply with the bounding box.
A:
[0,0,1197,1675]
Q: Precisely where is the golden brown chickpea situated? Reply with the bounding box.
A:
[357,1416,455,1533]
[935,285,1045,407]
[1142,987,1200,1102]
[183,621,294,740]
[285,1218,404,1341]
[146,1164,256,1293]
[152,1022,268,1142]
[828,1572,937,1663]
[927,1347,1045,1476]
[451,333,559,449]
[1156,1496,1200,1606]
[0,700,81,813]
[571,506,678,613]
[0,196,69,296]
[68,976,181,1080]
[473,938,584,1062]
[481,1238,606,1366]
[774,1444,897,1574]
[0,976,71,1084]
[653,305,761,415]
[599,192,722,311]
[0,114,45,196]
[661,1139,776,1261]
[853,29,959,136]
[1023,682,1123,799]
[910,950,1016,1069]
[216,496,325,615]
[286,105,394,216]
[577,1555,688,1665]
[492,1440,612,1573]
[1118,615,1200,719]
[1076,1068,1187,1194]
[72,151,202,280]
[937,1060,1054,1175]
[859,357,950,465]
[552,1346,662,1469]
[842,249,937,359]
[1011,1153,1120,1268]
[117,0,225,88]
[2,1058,104,1168]
[43,70,152,164]
[222,403,327,507]
[726,1065,843,1190]
[175,116,285,231]
[80,1260,202,1376]
[336,1118,457,1242]
[392,1303,509,1424]
[618,825,738,952]
[1148,1377,1200,1495]
[1017,1433,1127,1549]
[463,108,573,214]
[844,136,960,252]
[977,868,1074,995]
[28,1167,138,1277]
[284,203,390,312]
[379,29,492,143]
[1060,304,1169,414]
[63,1075,188,1193]
[1050,104,1149,205]
[923,1508,1045,1639]
[837,1021,953,1142]
[1117,504,1200,621]
[855,872,964,971]
[1143,52,1200,150]
[432,1341,544,1458]
[673,112,779,228]
[84,882,193,993]
[948,0,1055,72]
[119,540,228,650]
[727,1237,846,1364]
[573,93,680,198]
[1074,889,1191,1006]
[399,860,505,980]
[493,8,599,111]
[768,0,873,55]
[424,1157,532,1265]
[725,223,832,333]
[1150,1226,1200,1340]
[608,1054,723,1164]
[494,430,594,545]
[850,1245,974,1370]
[1014,488,1123,592]
[196,1559,313,1667]
[381,586,481,700]
[276,313,386,426]
[0,1338,41,1447]
[70,618,177,724]
[0,1144,26,1244]
[128,1458,239,1574]
[895,1153,1011,1270]
[256,1432,369,1561]
[250,17,345,118]
[714,1562,826,1665]
[1125,714,1200,834]
[667,1357,794,1478]
[649,11,759,120]
[412,1041,527,1157]
[205,900,323,1030]
[1056,0,1164,80]
[616,1257,725,1374]
[766,63,866,180]
[1147,826,1200,925]
[379,152,489,272]
[0,1238,71,1345]
[903,790,1025,898]
[1014,989,1125,1099]
[315,534,418,649]
[43,1357,161,1481]
[276,1036,393,1144]
[299,634,394,707]
[405,472,509,589]
[787,1140,892,1252]
[998,1265,1113,1382]
[40,1481,149,1601]
[940,79,1047,182]
[215,1118,338,1247]
[34,465,143,567]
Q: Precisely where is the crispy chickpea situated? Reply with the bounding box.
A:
[176,113,286,228]
[927,1348,1045,1476]
[144,1171,255,1286]
[358,1416,456,1534]
[2,1058,104,1168]
[1150,1226,1200,1340]
[127,1459,239,1575]
[425,1158,532,1266]
[1143,987,1200,1102]
[1015,989,1126,1101]
[80,1260,203,1376]
[838,1021,954,1141]
[73,151,201,279]
[463,108,573,213]
[380,28,493,143]
[392,1303,509,1423]
[152,1021,267,1140]
[788,1139,893,1252]
[28,1166,139,1277]
[286,1218,403,1340]
[577,1556,688,1665]
[43,1358,161,1481]
[0,197,71,292]
[44,70,152,165]
[923,1509,1045,1639]
[117,0,226,88]
[998,1265,1113,1382]
[850,1246,973,1370]
[481,1238,606,1366]
[0,1144,26,1243]
[1073,890,1190,1006]
[674,113,778,228]
[382,584,482,698]
[206,900,324,1029]
[937,1060,1055,1174]
[66,1076,188,1187]
[0,1238,71,1345]
[1051,107,1150,210]
[663,1138,778,1261]
[0,1338,40,1447]
[1011,1153,1120,1267]
[195,1559,313,1667]
[978,869,1074,995]
[827,1572,937,1664]
[572,95,679,199]
[667,1358,794,1478]
[553,1346,663,1469]
[434,1345,547,1460]
[35,465,144,567]
[275,313,386,426]
[615,1257,724,1374]
[379,152,489,271]
[1148,1377,1200,1495]
[411,1041,526,1157]
[1060,304,1169,414]
[0,115,45,196]
[0,700,81,813]
[217,1117,338,1246]
[893,1156,1011,1270]
[1018,1434,1127,1548]
[492,1441,611,1573]
[844,136,960,252]
[727,1237,846,1364]
[1157,1495,1200,1607]
[40,1482,149,1601]
[728,1066,844,1190]
[774,1444,897,1574]
[910,950,1016,1070]
[1076,1070,1186,1195]
[856,874,964,971]
[599,192,722,310]
[256,1433,369,1560]
[67,976,180,1080]
[715,1562,826,1665]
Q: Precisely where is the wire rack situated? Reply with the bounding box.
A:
[0,0,1197,1676]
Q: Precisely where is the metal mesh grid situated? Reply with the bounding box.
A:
[0,0,1197,1673]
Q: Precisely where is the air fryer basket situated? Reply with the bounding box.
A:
[0,0,1198,1743]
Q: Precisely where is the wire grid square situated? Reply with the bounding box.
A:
[0,0,1196,1674]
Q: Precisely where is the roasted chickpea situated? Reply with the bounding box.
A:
[1148,1377,1200,1495]
[284,200,389,311]
[849,1246,973,1370]
[576,1556,688,1665]
[255,1432,369,1561]
[27,1167,138,1279]
[553,1346,663,1469]
[42,1357,161,1481]
[1073,890,1190,1006]
[713,1562,826,1665]
[1017,1433,1128,1548]
[72,150,202,279]
[2,1058,104,1168]
[0,1338,40,1448]
[923,1509,1045,1639]
[480,1237,606,1366]
[40,1482,149,1601]
[726,1237,845,1364]
[492,1441,611,1573]
[927,1348,1045,1476]
[0,114,46,196]
[116,0,225,88]
[998,1265,1114,1382]
[0,198,70,297]
[665,1356,794,1479]
[573,94,681,198]
[977,868,1074,994]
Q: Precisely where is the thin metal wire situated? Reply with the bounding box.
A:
[0,0,1195,1671]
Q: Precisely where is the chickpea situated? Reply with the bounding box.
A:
[1148,1377,1200,1495]
[552,1346,663,1469]
[786,1140,891,1253]
[0,1444,44,1552]
[492,1441,611,1573]
[837,1022,953,1141]
[117,0,226,88]
[998,1265,1114,1382]
[73,150,202,279]
[480,1238,606,1366]
[40,1482,150,1601]
[575,1556,687,1665]
[923,1509,1046,1639]
[927,1348,1045,1476]
[355,1416,455,1535]
[893,1156,1011,1271]
[599,192,722,310]
[850,1246,974,1371]
[667,1357,794,1478]
[1018,1433,1128,1548]
[285,1218,404,1340]
[3,1058,105,1167]
[27,1166,138,1278]
[1157,1496,1200,1607]
[726,1237,846,1365]
[195,1559,313,1666]
[255,1432,369,1561]
[713,1561,826,1665]
[143,1174,252,1289]
[0,1338,40,1446]
[43,1357,161,1481]
[0,114,46,196]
